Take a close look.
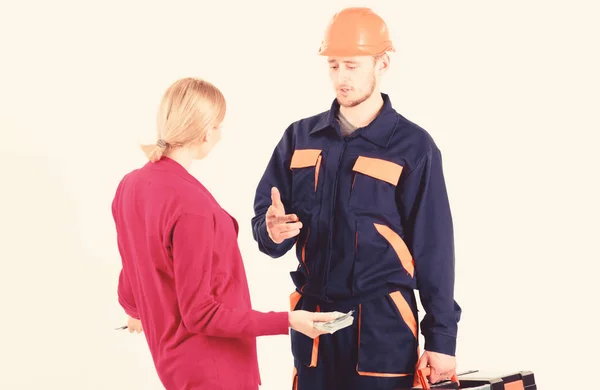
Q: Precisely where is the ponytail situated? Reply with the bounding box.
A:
[141,138,170,163]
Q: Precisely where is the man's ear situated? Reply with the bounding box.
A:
[379,53,390,71]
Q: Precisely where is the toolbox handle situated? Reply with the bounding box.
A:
[416,367,460,389]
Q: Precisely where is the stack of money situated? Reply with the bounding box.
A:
[313,310,355,334]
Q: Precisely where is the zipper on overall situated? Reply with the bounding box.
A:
[323,138,349,296]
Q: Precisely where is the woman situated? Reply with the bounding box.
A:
[112,77,334,389]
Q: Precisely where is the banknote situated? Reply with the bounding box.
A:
[313,310,355,334]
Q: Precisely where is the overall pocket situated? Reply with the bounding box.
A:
[356,291,419,376]
[348,156,403,215]
[353,220,412,295]
[290,149,323,210]
[297,227,311,276]
[289,291,320,367]
[372,223,415,278]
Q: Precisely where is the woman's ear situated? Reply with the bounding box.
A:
[202,128,212,143]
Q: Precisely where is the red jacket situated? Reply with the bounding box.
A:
[112,157,289,389]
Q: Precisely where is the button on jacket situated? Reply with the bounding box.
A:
[251,94,462,356]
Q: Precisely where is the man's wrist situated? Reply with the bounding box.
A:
[260,217,276,245]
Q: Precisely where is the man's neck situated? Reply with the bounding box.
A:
[339,92,384,129]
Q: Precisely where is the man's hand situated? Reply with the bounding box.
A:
[127,316,143,334]
[266,187,302,244]
[415,350,456,385]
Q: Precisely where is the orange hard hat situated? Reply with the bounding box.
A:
[318,7,395,57]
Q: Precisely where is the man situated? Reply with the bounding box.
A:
[251,7,462,390]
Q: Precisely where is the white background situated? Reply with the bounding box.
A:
[1,1,598,389]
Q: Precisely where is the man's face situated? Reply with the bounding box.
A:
[328,56,379,108]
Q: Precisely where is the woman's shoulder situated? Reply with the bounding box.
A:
[127,166,219,216]
[170,179,222,216]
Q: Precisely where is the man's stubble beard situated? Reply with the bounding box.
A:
[337,74,376,108]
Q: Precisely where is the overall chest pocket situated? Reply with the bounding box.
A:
[349,156,403,214]
[290,149,323,208]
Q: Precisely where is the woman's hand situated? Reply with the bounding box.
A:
[127,316,143,334]
[288,310,337,339]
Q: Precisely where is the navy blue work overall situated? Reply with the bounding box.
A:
[252,94,462,390]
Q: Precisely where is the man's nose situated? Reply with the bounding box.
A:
[336,69,351,83]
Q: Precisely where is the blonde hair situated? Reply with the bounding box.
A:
[141,77,226,162]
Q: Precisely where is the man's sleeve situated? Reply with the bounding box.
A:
[251,125,297,258]
[397,146,462,356]
[118,269,139,319]
[173,212,290,338]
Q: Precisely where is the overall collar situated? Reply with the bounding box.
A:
[310,93,399,147]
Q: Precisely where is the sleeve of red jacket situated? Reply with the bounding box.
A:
[113,181,140,320]
[172,212,290,338]
[251,124,297,258]
[117,269,139,320]
[397,146,462,356]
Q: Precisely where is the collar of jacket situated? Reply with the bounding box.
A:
[147,156,200,186]
[309,93,399,148]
